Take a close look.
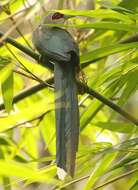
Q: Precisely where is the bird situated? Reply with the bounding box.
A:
[32,12,80,178]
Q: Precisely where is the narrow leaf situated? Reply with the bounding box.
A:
[129,181,138,190]
[59,9,133,23]
[84,152,117,190]
[81,42,138,67]
[0,63,13,113]
[94,122,137,133]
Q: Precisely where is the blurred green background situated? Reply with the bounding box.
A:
[0,0,138,189]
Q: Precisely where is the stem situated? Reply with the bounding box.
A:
[92,169,138,190]
[6,43,54,88]
[0,79,137,126]
[79,82,138,126]
[53,168,138,190]
[9,16,33,49]
[0,31,39,62]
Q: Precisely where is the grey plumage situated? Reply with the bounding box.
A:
[32,15,80,176]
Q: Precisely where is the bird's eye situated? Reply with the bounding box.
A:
[52,12,64,20]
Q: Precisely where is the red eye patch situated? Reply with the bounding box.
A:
[52,12,64,20]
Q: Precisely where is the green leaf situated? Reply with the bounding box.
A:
[0,160,57,184]
[0,99,54,132]
[119,0,138,12]
[84,152,117,190]
[106,138,138,153]
[0,137,11,146]
[101,4,134,14]
[40,111,56,155]
[81,42,138,67]
[129,180,138,190]
[3,177,11,190]
[0,148,11,190]
[117,138,138,150]
[48,22,138,32]
[59,9,133,23]
[94,122,137,133]
[118,67,138,105]
[0,63,13,113]
[111,153,138,170]
[80,80,119,131]
[14,155,28,163]
[80,100,101,131]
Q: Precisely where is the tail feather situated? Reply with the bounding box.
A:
[54,57,79,177]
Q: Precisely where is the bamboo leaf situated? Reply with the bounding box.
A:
[81,42,138,66]
[84,152,117,190]
[94,122,137,133]
[129,181,138,190]
[0,160,57,184]
[59,9,133,23]
[0,63,13,113]
[0,99,54,132]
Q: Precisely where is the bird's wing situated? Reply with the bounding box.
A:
[33,26,79,62]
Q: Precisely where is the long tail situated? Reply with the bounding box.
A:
[54,56,79,177]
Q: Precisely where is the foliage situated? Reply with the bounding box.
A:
[0,0,138,190]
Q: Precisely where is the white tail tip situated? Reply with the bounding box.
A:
[57,167,67,180]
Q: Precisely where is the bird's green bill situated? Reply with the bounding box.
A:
[64,14,75,20]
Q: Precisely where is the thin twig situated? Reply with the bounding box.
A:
[1,5,33,49]
[13,69,36,80]
[5,111,50,132]
[92,168,138,190]
[79,81,138,126]
[0,16,25,44]
[0,78,137,126]
[0,31,40,62]
[0,7,32,22]
[9,16,33,49]
[5,43,54,88]
[53,168,138,190]
[51,175,89,190]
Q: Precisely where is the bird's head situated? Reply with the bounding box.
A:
[42,12,74,25]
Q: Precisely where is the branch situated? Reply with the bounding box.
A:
[0,76,54,110]
[0,31,39,61]
[5,111,50,132]
[0,29,92,69]
[54,168,138,190]
[92,169,138,190]
[80,82,138,126]
[0,31,137,125]
[0,78,137,125]
[1,30,137,69]
[0,30,137,68]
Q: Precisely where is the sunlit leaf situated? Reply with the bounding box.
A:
[81,42,138,67]
[129,180,138,190]
[0,160,57,184]
[0,63,13,113]
[84,152,117,190]
[94,122,137,133]
[118,67,138,105]
[119,0,138,12]
[59,9,133,23]
[0,99,54,132]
